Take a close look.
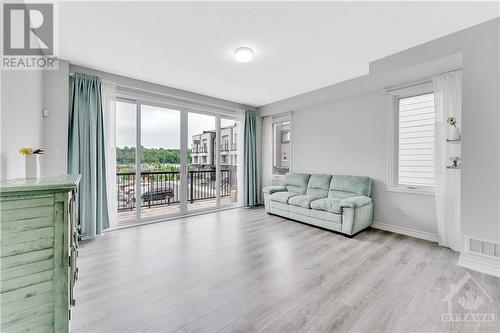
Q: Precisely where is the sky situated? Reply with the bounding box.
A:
[115,101,237,149]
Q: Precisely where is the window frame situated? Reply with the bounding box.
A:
[272,113,292,181]
[387,82,435,196]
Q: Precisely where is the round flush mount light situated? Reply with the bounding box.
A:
[234,47,253,63]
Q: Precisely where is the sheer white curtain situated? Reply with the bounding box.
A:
[101,82,117,228]
[433,69,462,251]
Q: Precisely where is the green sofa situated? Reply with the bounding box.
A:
[263,173,373,236]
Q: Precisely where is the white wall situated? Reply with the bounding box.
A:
[1,70,44,180]
[259,18,499,242]
[42,60,70,176]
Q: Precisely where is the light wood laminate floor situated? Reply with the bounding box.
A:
[72,208,500,333]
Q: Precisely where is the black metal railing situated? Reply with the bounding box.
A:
[117,170,233,210]
[191,146,208,153]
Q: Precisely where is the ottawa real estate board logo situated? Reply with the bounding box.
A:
[2,2,58,69]
[441,272,496,328]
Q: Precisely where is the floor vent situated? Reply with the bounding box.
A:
[468,237,500,258]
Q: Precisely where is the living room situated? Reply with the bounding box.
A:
[1,1,499,332]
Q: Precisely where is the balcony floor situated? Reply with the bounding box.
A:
[116,197,236,226]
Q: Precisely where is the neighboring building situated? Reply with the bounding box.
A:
[191,123,238,169]
[273,121,290,174]
[220,124,238,167]
[191,131,216,167]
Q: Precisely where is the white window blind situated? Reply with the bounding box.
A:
[398,93,435,188]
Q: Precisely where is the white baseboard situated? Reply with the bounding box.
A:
[458,252,500,278]
[371,221,440,243]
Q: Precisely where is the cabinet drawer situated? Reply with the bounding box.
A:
[0,196,54,210]
[1,248,53,270]
[1,238,54,257]
[0,206,53,222]
[1,258,54,282]
[1,301,54,331]
[1,312,54,333]
[0,269,54,293]
[1,280,53,305]
[1,226,54,246]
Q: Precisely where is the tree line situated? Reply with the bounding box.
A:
[116,146,191,165]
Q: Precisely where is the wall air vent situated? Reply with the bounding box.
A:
[468,237,500,258]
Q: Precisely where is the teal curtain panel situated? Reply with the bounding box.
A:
[68,73,109,237]
[243,110,261,206]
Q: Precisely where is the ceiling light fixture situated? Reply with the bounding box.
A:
[234,47,253,63]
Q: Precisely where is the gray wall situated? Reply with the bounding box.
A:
[259,18,499,243]
[0,61,70,180]
[42,60,70,176]
[1,70,44,180]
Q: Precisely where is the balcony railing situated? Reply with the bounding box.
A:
[116,170,233,211]
[191,146,208,154]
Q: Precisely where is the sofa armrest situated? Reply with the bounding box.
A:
[339,196,372,209]
[263,186,287,195]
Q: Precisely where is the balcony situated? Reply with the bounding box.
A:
[220,144,230,152]
[191,146,208,154]
[116,170,235,221]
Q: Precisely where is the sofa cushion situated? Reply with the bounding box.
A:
[310,197,343,214]
[329,175,372,198]
[284,173,311,194]
[306,174,332,198]
[288,195,320,209]
[269,191,299,204]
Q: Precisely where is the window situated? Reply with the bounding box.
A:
[281,130,290,143]
[388,83,435,195]
[272,114,291,178]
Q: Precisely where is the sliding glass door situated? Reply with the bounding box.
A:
[114,100,242,226]
[115,101,137,223]
[187,112,217,212]
[220,118,242,207]
[140,105,181,219]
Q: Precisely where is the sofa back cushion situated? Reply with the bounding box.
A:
[306,174,332,198]
[329,175,372,199]
[284,173,311,194]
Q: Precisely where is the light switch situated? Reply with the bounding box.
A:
[42,109,49,117]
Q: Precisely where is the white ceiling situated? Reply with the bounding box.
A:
[59,1,499,107]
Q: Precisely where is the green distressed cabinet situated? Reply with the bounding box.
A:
[0,175,80,333]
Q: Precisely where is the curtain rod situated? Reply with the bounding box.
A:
[382,68,462,93]
[69,72,115,85]
[69,71,248,113]
[383,78,432,93]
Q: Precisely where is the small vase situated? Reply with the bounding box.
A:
[25,154,39,178]
[447,126,461,141]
